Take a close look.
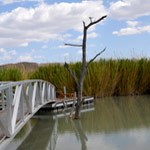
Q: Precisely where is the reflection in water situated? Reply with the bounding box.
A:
[17,117,57,150]
[70,119,88,150]
[6,95,150,150]
[6,116,58,150]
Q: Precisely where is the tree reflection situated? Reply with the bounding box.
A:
[70,119,88,150]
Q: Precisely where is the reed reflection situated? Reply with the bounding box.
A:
[6,95,150,150]
[80,95,150,133]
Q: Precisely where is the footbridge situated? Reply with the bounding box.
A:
[0,80,56,149]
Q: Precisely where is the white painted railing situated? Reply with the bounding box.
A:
[0,80,56,139]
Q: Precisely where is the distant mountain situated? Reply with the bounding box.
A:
[0,62,39,72]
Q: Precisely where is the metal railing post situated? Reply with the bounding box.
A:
[0,79,56,141]
[6,87,13,135]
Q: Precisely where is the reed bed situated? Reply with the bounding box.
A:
[0,68,22,81]
[29,64,75,96]
[29,58,150,97]
[0,59,149,97]
[84,59,150,97]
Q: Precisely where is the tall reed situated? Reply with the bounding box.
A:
[2,59,149,97]
[29,58,150,97]
[29,64,74,95]
[0,68,22,81]
[83,59,120,97]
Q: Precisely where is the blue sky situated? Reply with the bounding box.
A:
[0,0,149,65]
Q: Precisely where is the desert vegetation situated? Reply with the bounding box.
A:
[0,59,150,97]
[30,58,150,97]
[0,67,22,81]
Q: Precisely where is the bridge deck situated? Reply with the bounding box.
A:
[0,96,94,141]
[0,80,94,150]
[0,100,57,142]
[0,80,56,150]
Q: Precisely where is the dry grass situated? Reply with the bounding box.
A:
[0,59,149,97]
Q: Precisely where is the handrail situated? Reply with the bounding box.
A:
[0,80,56,141]
[0,80,53,90]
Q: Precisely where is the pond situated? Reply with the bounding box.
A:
[5,95,150,150]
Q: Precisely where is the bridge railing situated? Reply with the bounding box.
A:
[0,80,56,138]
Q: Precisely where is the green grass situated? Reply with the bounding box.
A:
[29,64,74,96]
[0,68,22,81]
[29,58,150,97]
[1,59,149,97]
[84,59,150,97]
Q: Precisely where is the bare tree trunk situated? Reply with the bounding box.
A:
[75,83,82,119]
[64,15,107,119]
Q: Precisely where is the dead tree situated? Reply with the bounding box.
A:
[64,15,107,119]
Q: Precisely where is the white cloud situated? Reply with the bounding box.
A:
[113,21,150,36]
[16,48,45,62]
[0,47,46,64]
[42,45,48,49]
[127,21,139,27]
[109,0,150,20]
[88,32,98,39]
[1,0,43,5]
[34,55,44,59]
[20,42,29,47]
[0,48,17,64]
[58,45,67,49]
[109,0,150,37]
[77,32,98,41]
[0,48,6,53]
[17,55,33,62]
[0,1,107,48]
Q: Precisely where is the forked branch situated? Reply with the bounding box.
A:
[88,47,106,66]
[64,62,78,85]
[64,15,107,119]
[86,15,107,29]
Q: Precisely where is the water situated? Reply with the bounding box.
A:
[6,95,150,150]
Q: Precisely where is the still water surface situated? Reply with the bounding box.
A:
[6,95,150,150]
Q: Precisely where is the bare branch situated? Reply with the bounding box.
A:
[88,47,106,65]
[86,15,107,29]
[64,43,82,47]
[64,15,107,119]
[64,62,78,85]
[82,21,86,28]
[89,17,93,23]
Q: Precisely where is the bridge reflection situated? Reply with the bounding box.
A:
[5,116,57,150]
[0,80,56,150]
[5,106,94,150]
